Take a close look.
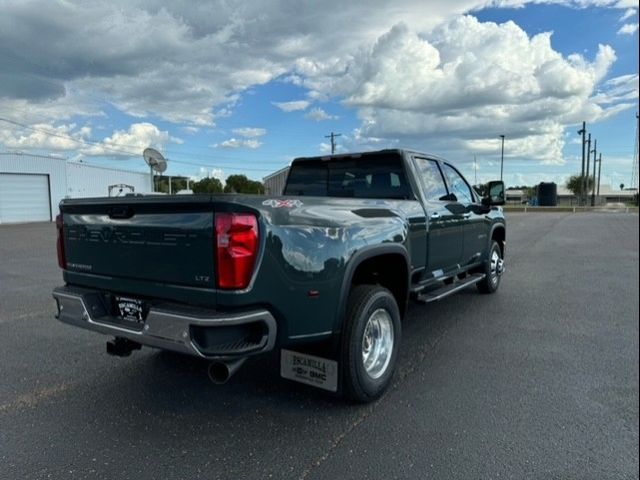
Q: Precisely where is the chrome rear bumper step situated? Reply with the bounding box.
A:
[52,285,277,360]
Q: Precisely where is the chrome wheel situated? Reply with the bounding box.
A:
[361,308,394,379]
[489,249,504,286]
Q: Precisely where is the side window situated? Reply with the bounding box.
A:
[441,163,474,204]
[414,158,448,201]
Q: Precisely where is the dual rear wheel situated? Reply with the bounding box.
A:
[341,285,401,402]
[340,240,504,402]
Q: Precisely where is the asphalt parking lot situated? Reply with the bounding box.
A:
[0,212,638,480]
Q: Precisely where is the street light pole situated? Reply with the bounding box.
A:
[499,135,505,182]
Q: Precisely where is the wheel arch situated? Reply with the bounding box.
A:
[335,244,410,334]
[490,223,506,256]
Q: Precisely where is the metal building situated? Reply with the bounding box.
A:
[263,166,290,195]
[66,161,149,199]
[0,152,151,224]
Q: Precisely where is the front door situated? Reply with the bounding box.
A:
[440,163,488,266]
[413,157,464,276]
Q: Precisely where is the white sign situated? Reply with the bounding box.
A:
[280,349,338,392]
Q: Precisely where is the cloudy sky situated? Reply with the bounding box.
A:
[0,0,638,188]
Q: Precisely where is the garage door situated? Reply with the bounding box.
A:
[0,173,51,223]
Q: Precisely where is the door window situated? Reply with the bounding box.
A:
[441,163,474,204]
[414,158,448,201]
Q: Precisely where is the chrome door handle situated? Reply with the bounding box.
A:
[430,212,440,219]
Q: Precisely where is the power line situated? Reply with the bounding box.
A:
[0,106,289,162]
[0,115,287,165]
[0,116,279,172]
[0,116,139,156]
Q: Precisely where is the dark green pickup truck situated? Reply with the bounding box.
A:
[53,149,506,402]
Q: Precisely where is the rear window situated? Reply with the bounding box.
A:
[283,154,412,199]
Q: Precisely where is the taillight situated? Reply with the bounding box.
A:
[215,212,259,289]
[55,213,66,269]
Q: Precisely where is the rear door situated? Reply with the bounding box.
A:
[412,157,464,275]
[440,163,488,266]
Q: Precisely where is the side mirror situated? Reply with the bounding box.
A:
[482,180,505,206]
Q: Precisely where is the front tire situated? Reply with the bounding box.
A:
[477,240,504,294]
[341,285,401,402]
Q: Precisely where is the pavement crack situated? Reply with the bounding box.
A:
[299,324,451,480]
[298,402,379,480]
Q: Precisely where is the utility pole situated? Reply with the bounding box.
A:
[578,122,586,205]
[590,139,597,206]
[585,133,591,206]
[499,135,505,182]
[324,132,342,155]
[597,153,602,199]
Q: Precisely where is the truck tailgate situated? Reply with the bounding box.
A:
[62,202,215,289]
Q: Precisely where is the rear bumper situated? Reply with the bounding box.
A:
[52,285,277,360]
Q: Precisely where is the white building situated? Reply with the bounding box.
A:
[0,152,152,224]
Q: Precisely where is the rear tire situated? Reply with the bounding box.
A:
[341,285,401,403]
[477,240,503,294]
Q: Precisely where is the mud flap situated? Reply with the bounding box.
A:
[280,349,338,392]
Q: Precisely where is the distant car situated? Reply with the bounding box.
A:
[53,149,506,402]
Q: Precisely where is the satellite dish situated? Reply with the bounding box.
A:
[143,147,167,173]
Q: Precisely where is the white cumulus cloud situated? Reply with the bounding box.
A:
[272,100,311,112]
[619,8,637,21]
[300,16,626,164]
[233,127,267,138]
[305,107,338,121]
[0,0,637,173]
[81,123,171,156]
[617,23,639,34]
[215,138,263,149]
[0,123,91,152]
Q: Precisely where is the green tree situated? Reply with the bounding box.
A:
[192,177,223,194]
[223,174,265,194]
[566,175,595,197]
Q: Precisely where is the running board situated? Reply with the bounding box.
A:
[415,273,486,304]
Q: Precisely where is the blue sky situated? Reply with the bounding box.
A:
[0,1,638,189]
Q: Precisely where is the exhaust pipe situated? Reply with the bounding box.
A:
[208,358,247,384]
